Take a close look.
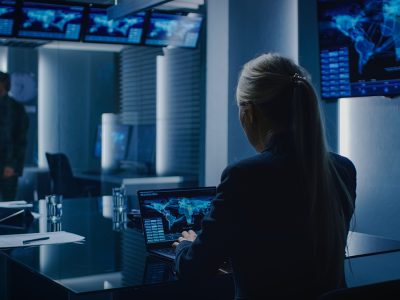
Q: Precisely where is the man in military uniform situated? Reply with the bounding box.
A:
[0,71,29,201]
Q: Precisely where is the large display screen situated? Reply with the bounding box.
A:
[83,7,145,44]
[145,12,203,48]
[17,2,84,41]
[0,0,16,37]
[318,0,400,99]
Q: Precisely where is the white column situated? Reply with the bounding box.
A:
[204,0,229,186]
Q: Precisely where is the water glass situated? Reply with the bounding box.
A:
[112,209,127,231]
[46,194,63,222]
[112,187,127,231]
[112,187,127,210]
[48,220,62,232]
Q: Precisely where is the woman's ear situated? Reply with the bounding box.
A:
[241,104,255,126]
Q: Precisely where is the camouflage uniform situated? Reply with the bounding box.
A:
[0,94,29,201]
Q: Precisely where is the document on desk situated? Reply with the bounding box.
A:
[0,231,85,248]
[0,200,33,209]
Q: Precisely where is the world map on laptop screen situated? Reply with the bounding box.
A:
[139,188,215,244]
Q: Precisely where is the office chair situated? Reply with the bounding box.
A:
[45,152,100,198]
[318,279,400,299]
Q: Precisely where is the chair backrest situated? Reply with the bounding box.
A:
[318,279,400,299]
[45,152,77,197]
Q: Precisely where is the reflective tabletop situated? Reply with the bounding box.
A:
[1,197,400,295]
[0,197,176,294]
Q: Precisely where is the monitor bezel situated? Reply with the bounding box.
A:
[15,0,87,42]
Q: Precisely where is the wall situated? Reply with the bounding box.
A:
[0,46,7,71]
[205,0,299,185]
[38,48,117,171]
[204,0,229,186]
[227,0,299,164]
[339,97,400,240]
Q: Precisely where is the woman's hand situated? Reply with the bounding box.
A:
[172,230,197,249]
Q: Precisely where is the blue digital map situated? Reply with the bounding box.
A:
[22,8,81,33]
[149,19,196,40]
[89,14,142,37]
[147,14,201,47]
[144,197,211,232]
[330,0,400,74]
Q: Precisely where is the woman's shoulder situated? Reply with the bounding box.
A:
[329,152,356,175]
[220,151,277,180]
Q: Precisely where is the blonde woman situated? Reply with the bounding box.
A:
[173,53,356,299]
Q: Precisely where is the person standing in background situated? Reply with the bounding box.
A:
[0,71,29,201]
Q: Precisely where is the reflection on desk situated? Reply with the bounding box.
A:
[1,197,178,295]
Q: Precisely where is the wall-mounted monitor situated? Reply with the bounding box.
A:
[17,1,84,41]
[83,7,145,45]
[144,11,203,48]
[318,0,400,99]
[0,0,16,37]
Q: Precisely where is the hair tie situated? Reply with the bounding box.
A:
[292,73,306,85]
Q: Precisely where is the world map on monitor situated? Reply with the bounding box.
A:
[318,0,400,98]
[143,197,211,232]
[83,8,144,44]
[17,2,84,41]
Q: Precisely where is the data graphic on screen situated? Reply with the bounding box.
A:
[318,0,400,98]
[83,8,145,44]
[139,188,215,244]
[17,2,84,41]
[0,0,16,37]
[145,12,203,48]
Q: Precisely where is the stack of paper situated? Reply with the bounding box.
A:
[0,231,85,248]
[0,200,33,209]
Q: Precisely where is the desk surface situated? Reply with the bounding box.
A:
[0,197,175,294]
[1,197,400,295]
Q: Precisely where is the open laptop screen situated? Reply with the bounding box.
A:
[138,187,216,245]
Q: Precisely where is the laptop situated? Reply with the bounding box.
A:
[138,186,216,260]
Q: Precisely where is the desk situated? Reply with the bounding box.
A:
[346,231,400,258]
[0,197,233,300]
[1,198,400,299]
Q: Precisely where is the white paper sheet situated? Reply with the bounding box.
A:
[0,231,85,248]
[0,200,33,209]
